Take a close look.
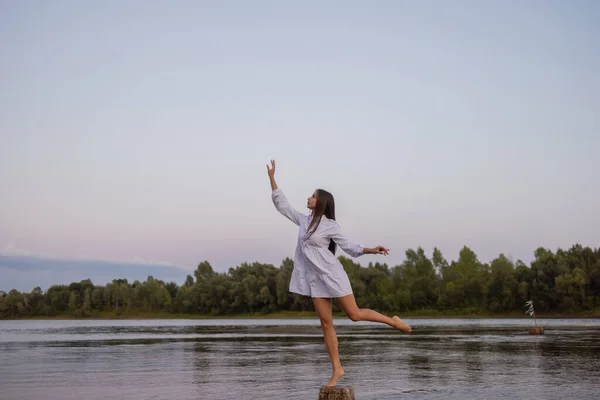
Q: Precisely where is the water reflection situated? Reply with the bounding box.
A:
[462,341,483,384]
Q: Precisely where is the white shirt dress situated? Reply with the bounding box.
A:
[272,188,365,298]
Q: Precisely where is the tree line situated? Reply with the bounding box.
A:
[1,243,599,319]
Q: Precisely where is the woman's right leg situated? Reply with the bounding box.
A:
[337,294,412,333]
[313,297,345,387]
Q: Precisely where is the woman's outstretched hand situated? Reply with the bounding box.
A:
[373,246,390,256]
[266,159,276,179]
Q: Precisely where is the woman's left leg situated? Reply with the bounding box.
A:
[313,296,345,387]
[337,294,412,333]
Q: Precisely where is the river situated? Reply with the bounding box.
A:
[1,318,599,399]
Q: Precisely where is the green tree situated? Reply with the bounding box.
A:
[488,254,517,312]
[82,288,92,316]
[195,261,215,283]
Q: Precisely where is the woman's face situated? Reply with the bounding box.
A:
[307,190,318,210]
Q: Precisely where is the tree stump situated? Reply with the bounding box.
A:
[318,386,355,400]
[529,327,544,335]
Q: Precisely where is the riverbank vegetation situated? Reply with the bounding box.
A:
[2,244,599,319]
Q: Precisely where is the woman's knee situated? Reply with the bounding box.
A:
[337,295,362,322]
[319,316,334,329]
[346,309,362,322]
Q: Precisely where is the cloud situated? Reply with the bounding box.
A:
[1,242,36,257]
[1,243,177,267]
[0,254,190,292]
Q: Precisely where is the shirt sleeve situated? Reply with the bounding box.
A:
[329,221,364,258]
[271,188,306,226]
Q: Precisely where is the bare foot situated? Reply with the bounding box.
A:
[393,316,412,333]
[325,367,345,387]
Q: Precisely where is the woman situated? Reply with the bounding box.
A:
[266,159,412,387]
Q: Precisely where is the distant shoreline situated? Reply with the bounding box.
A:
[3,309,599,321]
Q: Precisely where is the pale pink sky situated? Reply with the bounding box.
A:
[1,1,599,291]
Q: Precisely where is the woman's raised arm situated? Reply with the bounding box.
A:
[267,159,305,226]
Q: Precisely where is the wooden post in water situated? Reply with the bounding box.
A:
[528,326,544,335]
[318,386,355,400]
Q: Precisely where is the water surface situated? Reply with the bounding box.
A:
[1,318,599,399]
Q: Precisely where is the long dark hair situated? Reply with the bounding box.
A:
[304,189,337,254]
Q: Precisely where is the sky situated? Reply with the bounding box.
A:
[1,0,599,292]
